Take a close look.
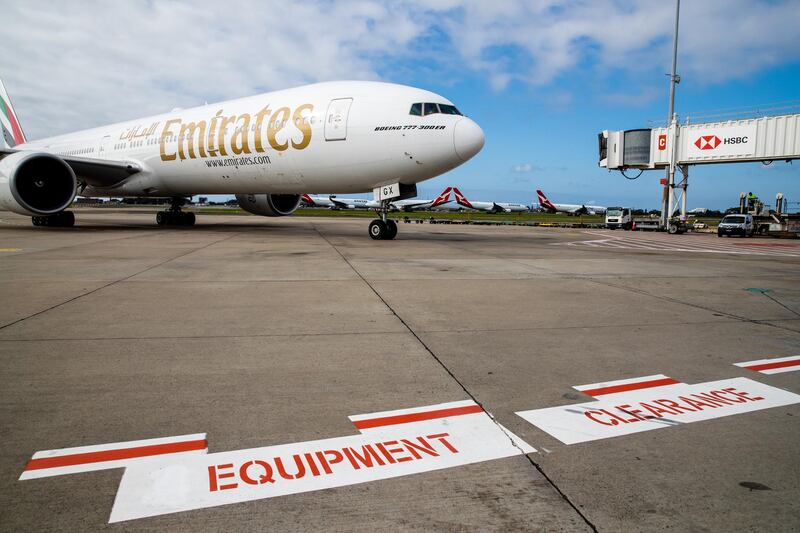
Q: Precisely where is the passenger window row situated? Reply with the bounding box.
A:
[58,147,94,156]
[409,102,462,116]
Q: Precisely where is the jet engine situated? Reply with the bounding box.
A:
[0,152,77,215]
[235,194,302,217]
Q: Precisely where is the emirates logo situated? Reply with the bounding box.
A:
[694,135,721,150]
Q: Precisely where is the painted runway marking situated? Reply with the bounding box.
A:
[19,401,533,523]
[0,247,22,252]
[19,434,208,480]
[735,355,800,375]
[110,399,533,522]
[555,230,800,257]
[516,375,800,445]
[574,374,680,397]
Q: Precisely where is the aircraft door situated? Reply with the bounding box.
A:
[97,135,113,159]
[324,98,352,141]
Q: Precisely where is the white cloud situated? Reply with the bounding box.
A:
[0,0,424,137]
[433,0,800,89]
[1,0,797,138]
[512,163,534,173]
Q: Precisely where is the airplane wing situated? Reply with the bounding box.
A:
[0,148,141,188]
[400,200,429,211]
[328,196,350,209]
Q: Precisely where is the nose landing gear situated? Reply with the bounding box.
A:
[368,200,398,240]
[157,197,196,226]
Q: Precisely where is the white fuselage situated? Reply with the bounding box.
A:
[305,195,380,209]
[391,198,441,210]
[545,202,607,215]
[463,200,529,213]
[17,81,483,198]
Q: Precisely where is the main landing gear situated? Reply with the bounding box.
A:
[369,201,398,240]
[156,197,195,226]
[32,211,75,227]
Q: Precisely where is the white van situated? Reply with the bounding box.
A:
[717,214,754,237]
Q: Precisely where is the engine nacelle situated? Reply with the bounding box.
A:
[0,152,77,216]
[235,194,301,216]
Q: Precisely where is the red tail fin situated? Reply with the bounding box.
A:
[452,187,473,208]
[430,187,452,207]
[301,194,315,205]
[536,190,556,210]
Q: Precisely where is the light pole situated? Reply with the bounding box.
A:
[662,0,681,229]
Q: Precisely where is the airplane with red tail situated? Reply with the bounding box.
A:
[536,189,606,215]
[452,187,529,213]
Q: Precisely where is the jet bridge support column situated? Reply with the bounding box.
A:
[679,165,688,220]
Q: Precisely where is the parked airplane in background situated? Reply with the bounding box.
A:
[301,194,336,209]
[536,190,606,215]
[301,194,379,210]
[391,187,453,211]
[0,79,483,240]
[452,187,529,213]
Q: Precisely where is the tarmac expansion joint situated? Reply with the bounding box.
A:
[312,222,599,532]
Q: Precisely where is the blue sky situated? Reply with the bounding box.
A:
[414,60,800,210]
[1,0,798,210]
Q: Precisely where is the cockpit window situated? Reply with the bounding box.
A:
[438,104,462,115]
[410,102,464,116]
[423,103,439,116]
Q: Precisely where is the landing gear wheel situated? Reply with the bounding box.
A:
[369,219,387,240]
[32,211,75,227]
[668,223,678,234]
[156,197,196,227]
[385,219,397,240]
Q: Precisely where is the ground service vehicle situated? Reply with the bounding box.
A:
[718,214,754,237]
[605,207,632,230]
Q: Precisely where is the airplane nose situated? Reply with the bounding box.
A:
[453,118,485,161]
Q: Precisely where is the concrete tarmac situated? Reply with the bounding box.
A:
[1,209,798,532]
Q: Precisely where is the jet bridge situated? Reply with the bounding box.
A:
[598,112,800,225]
[600,113,800,170]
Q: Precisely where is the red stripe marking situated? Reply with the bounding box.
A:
[353,404,483,430]
[735,243,798,248]
[24,439,207,471]
[580,377,679,397]
[745,359,800,372]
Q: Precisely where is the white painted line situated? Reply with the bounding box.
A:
[20,434,207,480]
[735,355,800,375]
[109,401,534,523]
[574,374,682,398]
[517,377,800,445]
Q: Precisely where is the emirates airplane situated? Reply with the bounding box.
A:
[0,79,484,240]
